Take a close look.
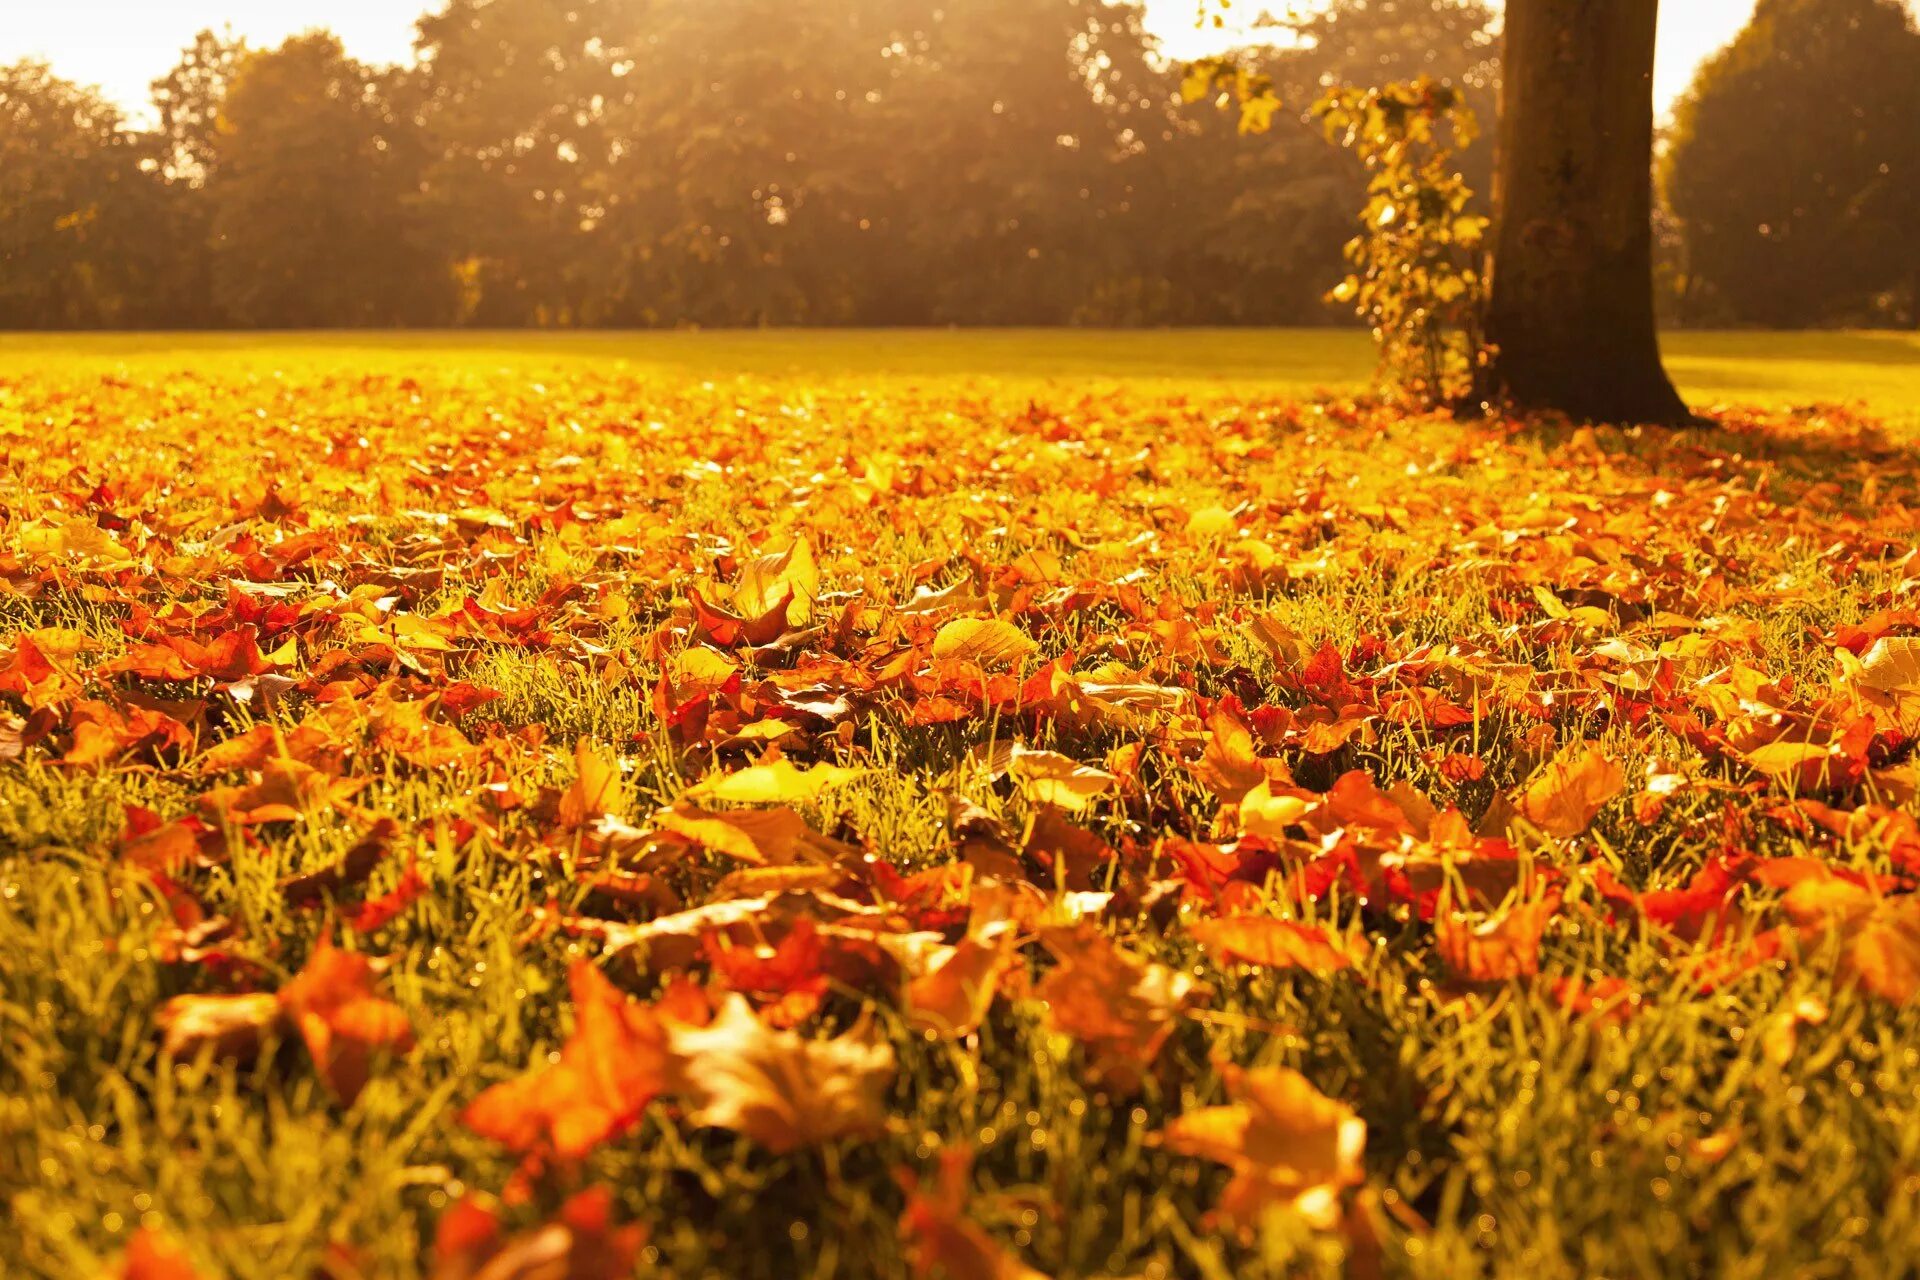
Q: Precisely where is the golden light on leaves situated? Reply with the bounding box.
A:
[666,994,896,1154]
[1514,745,1626,838]
[932,618,1039,667]
[1161,1065,1367,1232]
[10,355,1920,1270]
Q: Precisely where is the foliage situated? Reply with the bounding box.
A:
[0,64,170,328]
[1664,0,1920,328]
[207,34,450,327]
[6,342,1920,1276]
[1313,79,1489,407]
[1190,52,1492,407]
[1,2,1513,330]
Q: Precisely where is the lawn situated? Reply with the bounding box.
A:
[4,328,1918,412]
[4,333,1920,1279]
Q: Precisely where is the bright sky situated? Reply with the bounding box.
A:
[1,0,1904,123]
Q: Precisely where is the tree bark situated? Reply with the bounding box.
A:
[1482,0,1693,425]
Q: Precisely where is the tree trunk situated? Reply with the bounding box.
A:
[1482,0,1693,425]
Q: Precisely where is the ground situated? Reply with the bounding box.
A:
[3,331,1920,1279]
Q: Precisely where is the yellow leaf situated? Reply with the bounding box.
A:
[931,618,1037,667]
[1006,747,1116,811]
[1860,637,1920,692]
[683,759,861,805]
[1514,745,1625,838]
[558,737,624,828]
[906,934,1013,1038]
[1161,1066,1366,1231]
[654,803,857,865]
[735,535,818,627]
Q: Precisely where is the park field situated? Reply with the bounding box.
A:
[4,331,1920,1279]
[3,327,1919,413]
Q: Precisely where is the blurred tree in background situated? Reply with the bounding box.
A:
[1665,0,1920,327]
[0,64,171,327]
[0,0,1908,330]
[206,34,449,326]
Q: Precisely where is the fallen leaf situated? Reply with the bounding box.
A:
[932,618,1038,668]
[1190,916,1358,975]
[1035,924,1207,1093]
[906,933,1014,1038]
[683,759,861,805]
[1515,746,1625,838]
[277,936,415,1104]
[1161,1064,1366,1231]
[559,737,625,828]
[463,960,681,1157]
[666,994,896,1153]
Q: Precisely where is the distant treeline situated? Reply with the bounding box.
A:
[2,0,1915,330]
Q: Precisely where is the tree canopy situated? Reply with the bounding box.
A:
[0,0,1908,331]
[1665,0,1920,327]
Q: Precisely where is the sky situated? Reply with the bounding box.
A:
[0,0,1894,124]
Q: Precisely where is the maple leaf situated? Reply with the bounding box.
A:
[1433,892,1561,982]
[277,936,415,1104]
[906,933,1015,1038]
[734,534,819,627]
[1858,636,1920,691]
[1189,916,1359,975]
[463,960,681,1157]
[1514,745,1625,838]
[972,742,1117,811]
[1781,878,1920,1004]
[154,936,410,1103]
[899,1148,1052,1280]
[1195,704,1283,805]
[665,994,896,1154]
[1161,1064,1367,1232]
[653,802,857,865]
[1035,924,1208,1093]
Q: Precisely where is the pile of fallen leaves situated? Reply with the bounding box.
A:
[4,358,1920,1277]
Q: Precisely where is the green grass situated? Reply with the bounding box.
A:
[3,338,1920,1278]
[3,328,1917,414]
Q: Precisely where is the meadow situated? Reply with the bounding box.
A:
[4,330,1920,1279]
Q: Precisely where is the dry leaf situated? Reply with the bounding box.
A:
[277,936,415,1104]
[1190,916,1358,975]
[683,759,862,805]
[1514,746,1625,838]
[666,994,896,1153]
[1036,924,1207,1093]
[906,934,1014,1038]
[1161,1065,1366,1231]
[932,618,1038,667]
[463,961,681,1157]
[559,737,625,828]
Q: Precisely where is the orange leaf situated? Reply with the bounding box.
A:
[1514,746,1624,838]
[665,994,895,1154]
[1190,916,1358,975]
[463,960,679,1158]
[277,936,414,1104]
[1161,1065,1366,1232]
